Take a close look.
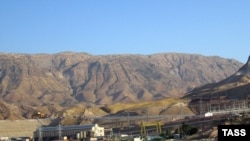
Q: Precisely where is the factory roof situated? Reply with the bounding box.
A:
[35,124,100,132]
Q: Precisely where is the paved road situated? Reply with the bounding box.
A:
[84,107,250,122]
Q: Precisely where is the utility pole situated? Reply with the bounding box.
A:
[126,110,130,127]
[58,124,62,140]
[199,98,202,115]
[38,126,43,141]
[146,110,149,122]
[233,101,235,110]
[244,99,246,109]
[210,102,211,112]
[218,101,220,111]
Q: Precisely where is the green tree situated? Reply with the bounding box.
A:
[165,128,171,138]
[181,122,198,137]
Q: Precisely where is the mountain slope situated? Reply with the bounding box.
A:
[184,56,250,99]
[0,52,243,119]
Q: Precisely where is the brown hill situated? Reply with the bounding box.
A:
[0,52,243,119]
[184,56,250,99]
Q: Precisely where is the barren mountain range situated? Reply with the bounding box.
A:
[185,56,250,99]
[0,52,244,119]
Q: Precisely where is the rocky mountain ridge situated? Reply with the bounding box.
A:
[185,55,250,99]
[0,52,243,119]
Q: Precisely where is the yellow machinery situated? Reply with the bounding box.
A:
[140,121,162,136]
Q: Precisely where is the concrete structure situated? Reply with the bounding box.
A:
[33,124,105,141]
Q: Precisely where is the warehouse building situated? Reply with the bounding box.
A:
[33,124,105,141]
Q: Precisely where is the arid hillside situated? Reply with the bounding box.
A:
[0,52,243,119]
[185,56,250,99]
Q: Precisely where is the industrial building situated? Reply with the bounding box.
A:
[33,124,105,141]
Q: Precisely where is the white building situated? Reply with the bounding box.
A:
[204,112,213,117]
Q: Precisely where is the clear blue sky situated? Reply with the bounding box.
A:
[0,0,250,63]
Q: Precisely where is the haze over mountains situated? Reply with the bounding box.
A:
[0,52,244,119]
